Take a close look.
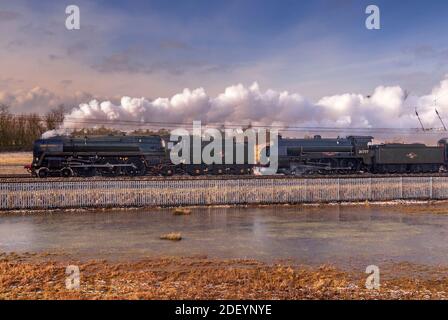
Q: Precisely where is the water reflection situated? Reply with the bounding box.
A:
[1,204,448,267]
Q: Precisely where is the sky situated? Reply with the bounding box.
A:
[1,0,448,133]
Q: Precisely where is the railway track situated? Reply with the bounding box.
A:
[2,172,448,183]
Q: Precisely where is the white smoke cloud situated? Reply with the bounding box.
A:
[41,128,70,139]
[47,77,448,142]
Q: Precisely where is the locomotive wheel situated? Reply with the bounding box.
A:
[174,167,186,175]
[317,159,334,174]
[102,159,122,177]
[212,167,224,175]
[188,166,202,176]
[37,167,49,178]
[343,159,359,173]
[236,167,245,175]
[229,167,242,175]
[125,157,146,176]
[73,167,96,177]
[61,167,73,178]
[161,167,174,176]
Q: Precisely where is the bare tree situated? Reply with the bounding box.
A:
[45,104,66,130]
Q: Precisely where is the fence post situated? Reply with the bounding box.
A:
[304,178,307,202]
[400,177,403,199]
[430,176,433,199]
[337,178,340,201]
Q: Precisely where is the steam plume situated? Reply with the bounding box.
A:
[44,77,448,142]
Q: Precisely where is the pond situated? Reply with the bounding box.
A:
[1,203,448,268]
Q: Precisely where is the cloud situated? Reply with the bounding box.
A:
[0,87,94,114]
[56,77,448,140]
[5,77,448,143]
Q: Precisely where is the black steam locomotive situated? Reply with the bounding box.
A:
[27,134,448,177]
[276,135,446,174]
[28,135,254,178]
[29,135,167,178]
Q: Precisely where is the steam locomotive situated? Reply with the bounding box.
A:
[276,135,446,175]
[27,134,448,177]
[28,135,254,178]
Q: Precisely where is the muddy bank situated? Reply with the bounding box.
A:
[3,199,448,215]
[1,253,447,300]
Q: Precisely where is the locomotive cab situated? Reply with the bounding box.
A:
[438,138,448,161]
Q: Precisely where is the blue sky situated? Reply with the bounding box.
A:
[1,0,448,113]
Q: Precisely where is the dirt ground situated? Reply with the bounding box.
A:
[1,252,447,300]
[0,152,32,175]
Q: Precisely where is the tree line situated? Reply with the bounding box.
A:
[0,104,169,152]
[0,104,65,152]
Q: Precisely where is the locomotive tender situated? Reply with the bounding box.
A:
[28,133,448,177]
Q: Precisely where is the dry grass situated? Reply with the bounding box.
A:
[1,254,448,299]
[0,152,32,175]
[160,232,182,241]
[172,208,192,215]
[0,165,28,175]
[0,152,32,165]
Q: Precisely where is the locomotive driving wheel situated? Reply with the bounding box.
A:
[341,159,360,173]
[61,167,73,178]
[161,166,174,176]
[317,159,334,174]
[212,166,224,175]
[188,166,202,176]
[125,157,147,176]
[102,158,122,177]
[37,167,49,178]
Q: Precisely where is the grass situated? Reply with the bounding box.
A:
[0,152,32,175]
[0,166,28,175]
[160,232,182,241]
[0,152,32,165]
[2,254,448,299]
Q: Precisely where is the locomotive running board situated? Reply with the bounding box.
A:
[67,163,138,169]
